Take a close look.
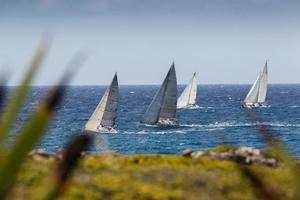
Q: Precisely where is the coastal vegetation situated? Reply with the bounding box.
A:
[6,149,300,200]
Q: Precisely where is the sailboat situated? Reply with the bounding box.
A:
[177,72,199,109]
[140,63,178,125]
[84,73,119,133]
[242,61,269,109]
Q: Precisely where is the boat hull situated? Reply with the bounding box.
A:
[157,118,178,126]
[177,104,200,109]
[84,126,117,134]
[241,102,270,109]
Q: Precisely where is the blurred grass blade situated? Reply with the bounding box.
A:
[39,135,92,200]
[0,76,8,112]
[0,50,85,198]
[244,110,300,199]
[61,50,87,84]
[0,83,65,198]
[239,166,284,200]
[0,39,49,144]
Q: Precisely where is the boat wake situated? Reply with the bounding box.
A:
[185,105,203,110]
[139,123,159,128]
[118,121,300,135]
[289,105,300,108]
[181,121,300,129]
[122,129,186,135]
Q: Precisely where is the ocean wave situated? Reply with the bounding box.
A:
[180,122,300,129]
[120,121,300,135]
[185,105,206,110]
[139,124,159,128]
[206,128,225,131]
[122,129,188,135]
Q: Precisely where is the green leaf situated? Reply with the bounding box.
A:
[0,78,66,198]
[38,135,92,200]
[0,103,53,198]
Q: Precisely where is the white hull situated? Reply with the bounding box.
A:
[140,119,178,126]
[85,126,117,134]
[242,102,270,109]
[157,118,177,126]
[177,104,200,109]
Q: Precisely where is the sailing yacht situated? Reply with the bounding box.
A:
[242,61,269,109]
[177,72,199,109]
[84,73,119,133]
[140,63,178,126]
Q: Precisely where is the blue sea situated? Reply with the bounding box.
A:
[8,85,300,156]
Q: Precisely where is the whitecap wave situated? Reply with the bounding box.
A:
[186,106,206,110]
[120,121,300,135]
[122,129,188,135]
[139,124,159,128]
[180,121,300,129]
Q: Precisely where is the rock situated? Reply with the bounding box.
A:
[191,151,205,158]
[80,151,91,157]
[29,149,53,159]
[55,148,89,159]
[54,148,65,160]
[183,146,278,167]
[182,149,194,157]
[235,147,260,157]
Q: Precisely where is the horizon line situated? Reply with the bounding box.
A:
[3,83,300,87]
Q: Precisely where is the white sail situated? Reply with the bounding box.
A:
[258,62,268,103]
[177,72,197,108]
[244,74,261,104]
[244,61,268,105]
[84,73,118,132]
[140,64,177,125]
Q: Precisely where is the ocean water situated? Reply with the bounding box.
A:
[7,85,300,155]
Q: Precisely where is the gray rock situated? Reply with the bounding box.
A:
[29,149,53,159]
[182,148,194,157]
[191,151,205,158]
[183,147,278,167]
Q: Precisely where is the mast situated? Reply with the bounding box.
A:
[257,61,268,103]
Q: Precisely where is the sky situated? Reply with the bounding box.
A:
[0,0,299,85]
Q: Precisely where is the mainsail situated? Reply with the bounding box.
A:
[84,73,118,132]
[258,62,268,103]
[244,61,268,104]
[177,72,197,108]
[140,63,177,125]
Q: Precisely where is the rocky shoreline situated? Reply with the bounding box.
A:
[29,146,278,167]
[9,146,298,200]
[182,147,278,167]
